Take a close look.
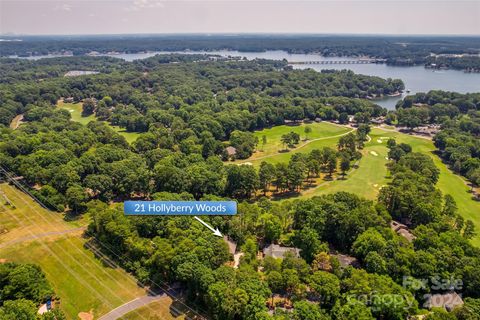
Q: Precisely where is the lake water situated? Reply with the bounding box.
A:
[16,50,480,110]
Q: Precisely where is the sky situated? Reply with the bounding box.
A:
[0,0,479,36]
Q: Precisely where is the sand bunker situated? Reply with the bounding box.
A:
[370,151,378,156]
[78,310,94,320]
[377,139,383,143]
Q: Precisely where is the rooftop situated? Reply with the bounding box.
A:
[263,244,301,259]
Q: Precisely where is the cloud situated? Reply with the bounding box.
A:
[124,0,164,11]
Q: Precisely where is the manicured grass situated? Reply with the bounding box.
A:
[234,122,352,166]
[0,238,145,319]
[0,183,147,319]
[120,298,185,320]
[0,183,87,244]
[57,101,141,143]
[110,125,142,144]
[57,101,95,125]
[299,127,480,247]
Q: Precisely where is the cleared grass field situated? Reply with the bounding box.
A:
[234,122,352,166]
[0,183,150,319]
[120,298,186,320]
[57,101,95,125]
[57,101,141,143]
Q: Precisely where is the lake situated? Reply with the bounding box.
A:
[16,50,480,110]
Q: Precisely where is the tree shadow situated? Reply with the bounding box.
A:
[63,211,81,222]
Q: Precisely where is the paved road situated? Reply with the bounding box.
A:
[98,294,167,320]
[0,226,86,249]
[9,114,24,130]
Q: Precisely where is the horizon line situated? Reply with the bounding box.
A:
[2,32,480,38]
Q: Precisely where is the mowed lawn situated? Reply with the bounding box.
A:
[234,122,353,166]
[300,127,480,247]
[121,298,186,320]
[0,183,147,319]
[57,101,95,125]
[57,101,141,143]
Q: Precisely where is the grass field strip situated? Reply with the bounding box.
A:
[238,127,356,163]
[0,200,123,318]
[0,167,161,320]
[1,166,208,319]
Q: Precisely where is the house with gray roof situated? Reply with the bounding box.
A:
[263,244,301,259]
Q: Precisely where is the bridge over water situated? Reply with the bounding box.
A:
[288,59,387,65]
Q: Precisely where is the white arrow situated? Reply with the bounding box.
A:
[194,216,222,237]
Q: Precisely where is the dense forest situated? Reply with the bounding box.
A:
[0,56,397,211]
[1,35,480,69]
[86,139,480,320]
[0,262,66,319]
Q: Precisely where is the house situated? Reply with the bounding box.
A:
[331,254,359,269]
[263,244,301,259]
[425,292,464,311]
[390,221,416,242]
[225,146,237,158]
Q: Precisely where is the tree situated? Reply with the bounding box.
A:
[308,271,340,307]
[258,162,276,195]
[230,130,258,159]
[340,156,351,178]
[260,213,282,242]
[311,252,332,272]
[65,184,88,214]
[280,132,301,150]
[356,124,371,149]
[364,251,387,274]
[352,228,387,260]
[326,153,337,177]
[225,165,259,198]
[274,163,289,192]
[0,263,54,303]
[337,133,356,157]
[292,301,330,320]
[338,112,349,124]
[82,98,96,116]
[266,271,283,293]
[388,146,406,162]
[332,301,374,320]
[294,227,326,263]
[463,220,476,239]
[282,269,300,296]
[0,299,37,320]
[304,126,312,140]
[386,138,397,149]
[287,160,306,192]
